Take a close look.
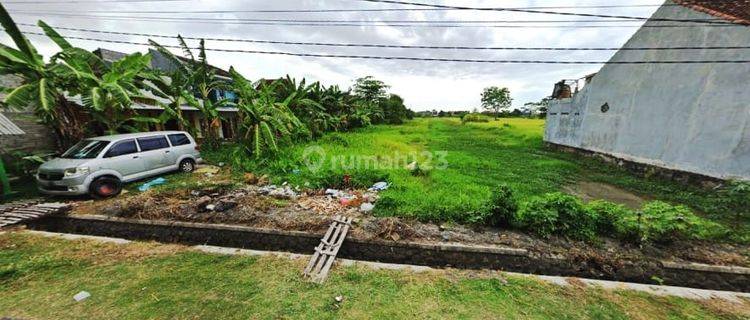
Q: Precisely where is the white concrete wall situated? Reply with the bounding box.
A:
[545,1,750,180]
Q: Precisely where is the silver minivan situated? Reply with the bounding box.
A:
[37,131,202,198]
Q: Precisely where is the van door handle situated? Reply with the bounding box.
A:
[133,156,139,159]
[165,150,170,153]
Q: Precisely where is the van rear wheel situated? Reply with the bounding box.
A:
[90,176,122,199]
[179,159,196,173]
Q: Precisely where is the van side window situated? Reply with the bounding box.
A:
[137,136,170,151]
[168,133,191,146]
[104,140,138,158]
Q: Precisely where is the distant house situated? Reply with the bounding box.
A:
[91,48,239,140]
[544,0,750,181]
[0,75,57,154]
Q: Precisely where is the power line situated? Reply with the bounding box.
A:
[4,3,686,13]
[355,0,748,25]
[20,31,750,65]
[17,23,750,51]
[9,13,743,28]
[11,11,731,24]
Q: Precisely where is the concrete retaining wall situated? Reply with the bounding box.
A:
[544,1,750,181]
[27,215,750,292]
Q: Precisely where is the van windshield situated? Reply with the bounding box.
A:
[60,140,111,159]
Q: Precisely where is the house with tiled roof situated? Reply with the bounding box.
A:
[544,0,750,182]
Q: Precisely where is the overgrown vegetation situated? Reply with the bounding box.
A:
[2,232,746,319]
[205,118,748,244]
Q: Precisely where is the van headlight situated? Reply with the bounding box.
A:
[64,166,90,177]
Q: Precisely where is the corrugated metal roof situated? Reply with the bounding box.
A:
[0,113,25,135]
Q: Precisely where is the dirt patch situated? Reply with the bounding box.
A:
[563,181,649,209]
[68,184,750,271]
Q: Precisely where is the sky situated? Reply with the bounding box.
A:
[0,0,663,111]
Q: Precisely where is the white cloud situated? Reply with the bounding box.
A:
[2,0,660,111]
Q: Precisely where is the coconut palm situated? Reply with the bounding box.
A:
[229,67,302,158]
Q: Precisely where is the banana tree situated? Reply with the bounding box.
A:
[0,5,85,148]
[147,37,199,133]
[48,37,157,134]
[230,67,302,158]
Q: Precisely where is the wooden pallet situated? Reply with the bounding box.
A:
[0,202,69,228]
[303,215,353,283]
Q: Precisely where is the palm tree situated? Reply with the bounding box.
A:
[229,68,302,158]
[0,5,85,147]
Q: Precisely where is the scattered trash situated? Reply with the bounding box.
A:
[360,202,375,213]
[194,165,220,175]
[292,169,301,175]
[138,177,167,192]
[335,295,344,303]
[257,174,270,186]
[441,231,451,242]
[73,291,91,302]
[205,204,216,211]
[259,185,298,199]
[243,173,258,185]
[368,181,389,191]
[217,162,226,167]
[213,200,238,212]
[325,189,341,196]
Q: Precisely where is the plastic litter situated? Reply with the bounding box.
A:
[360,202,375,213]
[368,182,389,191]
[194,165,220,175]
[73,291,91,302]
[138,177,167,192]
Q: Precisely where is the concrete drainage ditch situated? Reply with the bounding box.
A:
[26,214,750,293]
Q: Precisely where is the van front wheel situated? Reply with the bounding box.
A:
[90,176,122,199]
[179,159,196,173]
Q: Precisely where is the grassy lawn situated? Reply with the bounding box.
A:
[1,231,747,319]
[206,118,745,236]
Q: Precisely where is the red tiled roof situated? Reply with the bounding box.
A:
[673,0,750,24]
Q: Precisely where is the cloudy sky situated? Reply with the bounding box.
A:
[1,0,662,111]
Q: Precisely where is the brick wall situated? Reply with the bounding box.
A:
[0,111,57,154]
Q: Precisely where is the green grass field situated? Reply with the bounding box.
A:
[1,232,746,319]
[206,118,744,236]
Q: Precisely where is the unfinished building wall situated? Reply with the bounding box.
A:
[545,2,750,181]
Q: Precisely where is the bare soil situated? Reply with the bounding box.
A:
[563,181,649,209]
[69,183,750,273]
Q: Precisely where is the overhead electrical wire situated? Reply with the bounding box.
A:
[9,12,732,24]
[354,0,748,25]
[16,23,750,51]
[19,31,750,65]
[8,13,743,28]
[3,3,689,13]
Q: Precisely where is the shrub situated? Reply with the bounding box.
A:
[613,201,718,244]
[461,113,491,123]
[586,200,634,234]
[469,185,518,227]
[516,193,598,240]
[720,181,750,222]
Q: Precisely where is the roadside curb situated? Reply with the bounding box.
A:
[26,214,750,292]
